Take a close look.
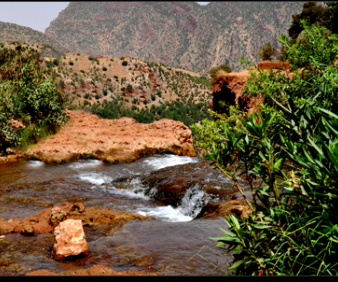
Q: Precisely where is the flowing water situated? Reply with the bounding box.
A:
[0,154,253,275]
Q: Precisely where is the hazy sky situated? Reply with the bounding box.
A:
[0,2,210,33]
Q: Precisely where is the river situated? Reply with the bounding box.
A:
[0,154,252,275]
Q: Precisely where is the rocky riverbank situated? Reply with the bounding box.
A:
[23,110,196,163]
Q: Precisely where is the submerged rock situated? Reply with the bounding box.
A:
[27,265,157,276]
[53,219,89,260]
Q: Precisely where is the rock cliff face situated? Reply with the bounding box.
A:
[210,61,292,115]
[45,2,304,72]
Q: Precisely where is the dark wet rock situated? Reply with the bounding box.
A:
[27,269,58,276]
[111,161,240,218]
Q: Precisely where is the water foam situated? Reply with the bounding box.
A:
[27,160,44,167]
[78,173,113,185]
[108,187,149,200]
[179,184,210,218]
[136,206,193,222]
[68,159,103,170]
[143,155,199,170]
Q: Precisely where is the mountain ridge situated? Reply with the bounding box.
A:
[44,2,305,73]
[0,21,68,57]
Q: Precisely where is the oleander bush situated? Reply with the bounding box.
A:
[200,21,338,275]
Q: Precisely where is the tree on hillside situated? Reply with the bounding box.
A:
[209,64,232,79]
[288,2,331,44]
[257,42,276,61]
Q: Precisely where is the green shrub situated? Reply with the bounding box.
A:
[110,58,114,61]
[205,21,338,275]
[84,93,90,99]
[0,41,67,151]
[209,64,232,79]
[122,61,128,66]
[80,69,85,74]
[126,84,133,91]
[83,100,90,106]
[53,58,59,66]
[102,66,107,71]
[95,94,99,100]
[77,53,80,56]
[45,60,53,68]
[120,57,125,60]
[103,89,108,96]
[151,94,156,101]
[69,61,74,65]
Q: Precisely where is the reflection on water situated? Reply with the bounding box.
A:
[0,155,244,275]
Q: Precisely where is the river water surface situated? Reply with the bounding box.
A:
[0,155,252,275]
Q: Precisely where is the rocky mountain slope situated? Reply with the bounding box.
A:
[0,21,68,57]
[45,2,304,73]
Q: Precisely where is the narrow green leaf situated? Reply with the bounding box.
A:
[229,259,247,270]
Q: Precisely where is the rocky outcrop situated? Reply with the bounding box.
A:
[24,111,196,163]
[53,219,89,260]
[0,202,154,235]
[258,60,291,70]
[211,62,291,115]
[27,265,157,276]
[211,70,262,115]
[44,2,304,73]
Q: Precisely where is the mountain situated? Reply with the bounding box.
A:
[0,21,68,57]
[44,2,305,73]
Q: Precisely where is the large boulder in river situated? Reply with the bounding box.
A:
[111,161,244,218]
[24,111,196,163]
[53,219,89,260]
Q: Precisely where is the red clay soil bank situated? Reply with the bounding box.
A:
[24,111,196,163]
[211,61,291,115]
[27,265,157,276]
[0,202,155,235]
